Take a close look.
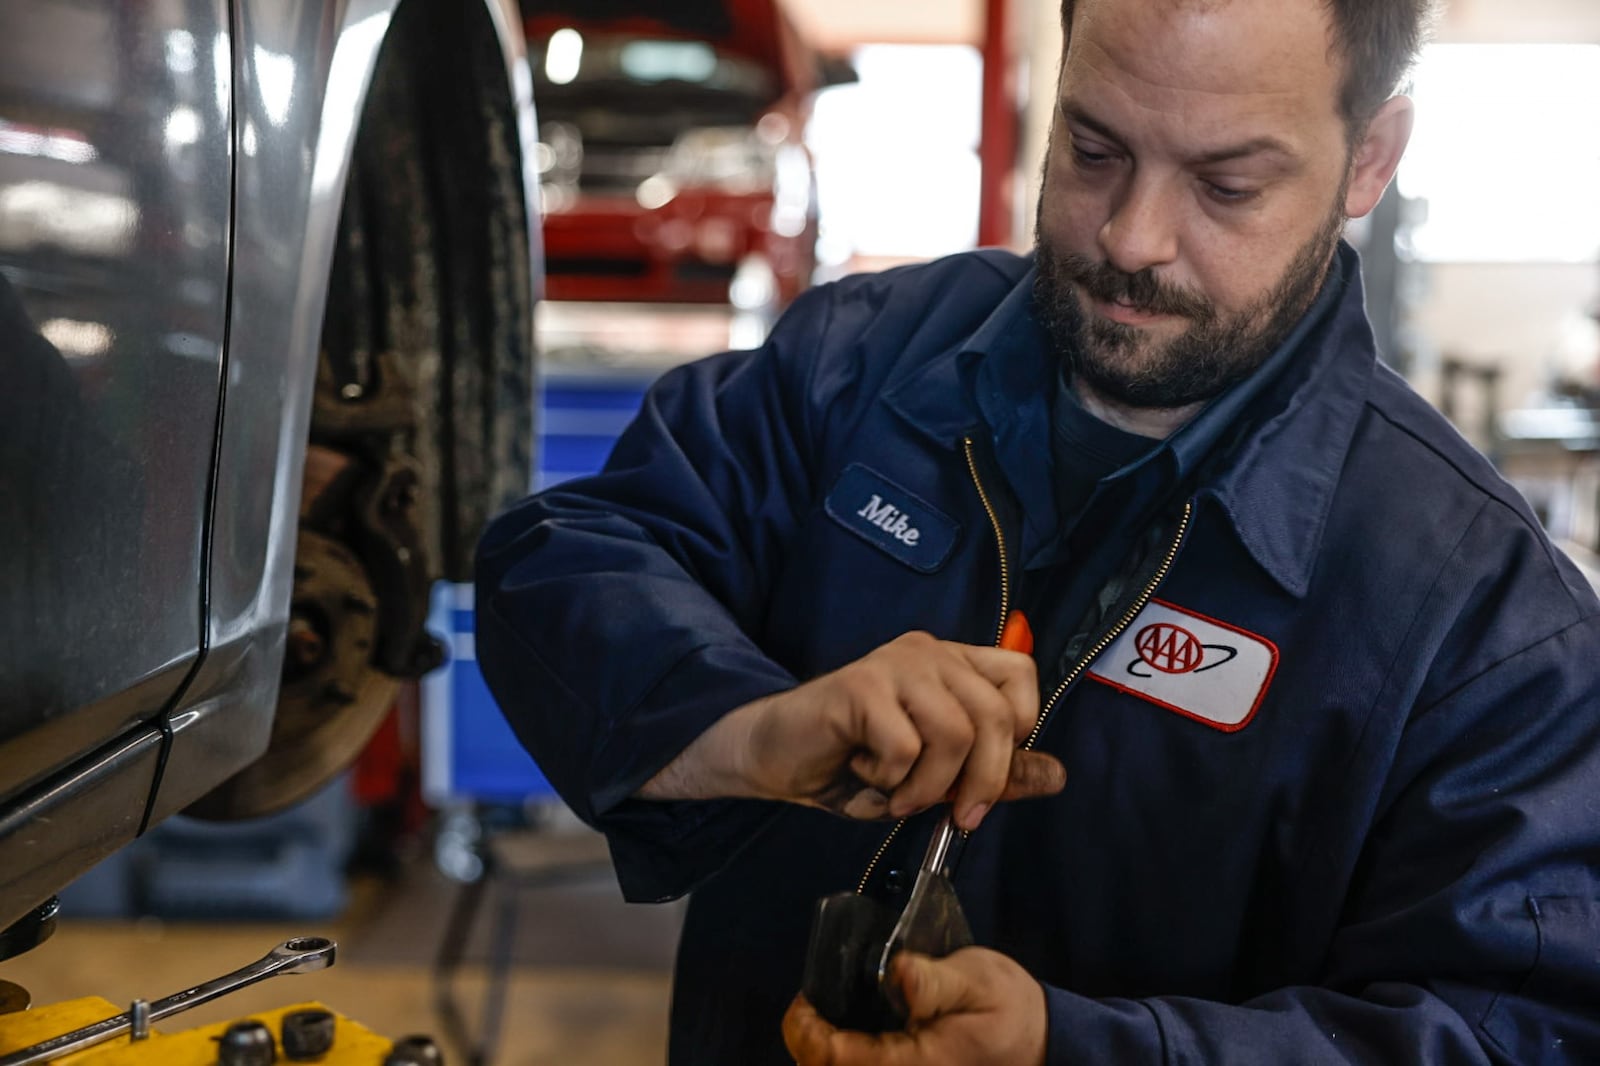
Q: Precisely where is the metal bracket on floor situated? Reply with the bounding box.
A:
[431,818,614,1066]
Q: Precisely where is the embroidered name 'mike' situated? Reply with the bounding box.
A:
[856,494,921,546]
[824,463,959,573]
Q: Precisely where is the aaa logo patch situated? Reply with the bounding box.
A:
[1087,600,1276,732]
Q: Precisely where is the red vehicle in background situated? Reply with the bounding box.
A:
[523,0,834,311]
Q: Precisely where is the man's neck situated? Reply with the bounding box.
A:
[1071,377,1203,440]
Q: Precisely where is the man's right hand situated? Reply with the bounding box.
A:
[638,632,1065,831]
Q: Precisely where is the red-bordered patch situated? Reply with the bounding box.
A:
[1086,599,1278,732]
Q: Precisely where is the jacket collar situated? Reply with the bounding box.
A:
[883,243,1378,599]
[1195,244,1377,597]
[880,259,1037,449]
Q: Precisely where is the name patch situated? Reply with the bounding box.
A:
[1086,599,1278,732]
[824,464,959,573]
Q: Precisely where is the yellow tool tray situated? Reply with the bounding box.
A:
[0,998,392,1064]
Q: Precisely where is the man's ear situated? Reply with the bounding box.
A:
[1344,95,1415,220]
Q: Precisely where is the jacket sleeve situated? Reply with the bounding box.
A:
[475,284,846,904]
[1043,616,1600,1064]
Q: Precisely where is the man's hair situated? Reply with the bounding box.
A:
[1061,0,1437,133]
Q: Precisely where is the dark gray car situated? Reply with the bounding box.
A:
[0,0,540,942]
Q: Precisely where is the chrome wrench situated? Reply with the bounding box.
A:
[0,936,336,1066]
[874,814,973,1010]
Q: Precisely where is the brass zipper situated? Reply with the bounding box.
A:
[854,436,1011,895]
[1022,499,1193,752]
[963,436,1013,645]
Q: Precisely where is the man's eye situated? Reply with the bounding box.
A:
[1071,143,1113,167]
[1203,181,1258,205]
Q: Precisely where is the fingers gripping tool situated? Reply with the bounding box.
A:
[800,611,1034,1032]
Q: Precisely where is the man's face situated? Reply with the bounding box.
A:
[1034,0,1361,409]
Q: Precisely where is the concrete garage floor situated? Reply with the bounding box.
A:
[0,858,682,1066]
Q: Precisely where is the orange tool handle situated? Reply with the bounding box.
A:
[999,609,1033,655]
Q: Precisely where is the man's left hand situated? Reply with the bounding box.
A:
[782,947,1048,1065]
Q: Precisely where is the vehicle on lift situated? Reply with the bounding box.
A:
[0,0,540,948]
[525,0,834,311]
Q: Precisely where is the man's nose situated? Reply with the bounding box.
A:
[1097,174,1180,276]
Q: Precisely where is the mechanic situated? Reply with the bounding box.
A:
[475,0,1600,1061]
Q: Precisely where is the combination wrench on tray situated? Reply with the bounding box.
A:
[0,936,336,1066]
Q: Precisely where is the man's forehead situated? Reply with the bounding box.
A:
[1069,0,1333,34]
[1061,0,1345,134]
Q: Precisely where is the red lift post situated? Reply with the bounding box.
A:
[978,0,1019,248]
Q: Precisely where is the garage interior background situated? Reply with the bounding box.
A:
[7,0,1600,1063]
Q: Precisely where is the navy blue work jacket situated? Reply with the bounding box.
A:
[477,246,1600,1064]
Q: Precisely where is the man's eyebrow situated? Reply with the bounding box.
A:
[1062,102,1299,167]
[1187,137,1299,167]
[1062,104,1126,148]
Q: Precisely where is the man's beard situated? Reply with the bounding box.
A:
[1033,206,1346,411]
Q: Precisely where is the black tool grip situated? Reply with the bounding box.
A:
[800,892,903,1033]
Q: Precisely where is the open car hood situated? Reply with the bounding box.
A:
[523,0,796,84]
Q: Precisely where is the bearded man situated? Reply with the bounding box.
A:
[476,0,1600,1061]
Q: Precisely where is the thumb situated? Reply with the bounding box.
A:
[894,952,978,1023]
[998,750,1067,802]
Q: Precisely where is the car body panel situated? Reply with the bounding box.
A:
[0,729,163,927]
[145,0,539,824]
[0,0,232,801]
[147,0,407,825]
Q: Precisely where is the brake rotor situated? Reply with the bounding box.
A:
[185,435,426,822]
[186,528,401,820]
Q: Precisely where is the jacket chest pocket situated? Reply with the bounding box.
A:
[760,478,993,677]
